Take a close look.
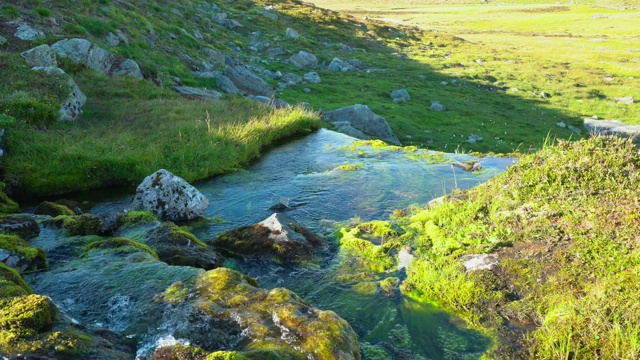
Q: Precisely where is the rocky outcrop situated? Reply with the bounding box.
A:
[130,169,209,221]
[51,38,92,63]
[289,50,318,69]
[225,65,274,97]
[171,86,222,101]
[144,222,222,270]
[21,45,57,67]
[32,67,86,122]
[207,213,320,263]
[323,104,401,145]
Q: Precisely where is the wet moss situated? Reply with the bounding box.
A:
[62,214,102,236]
[352,281,378,296]
[0,262,31,298]
[156,281,190,305]
[379,277,400,294]
[34,201,76,217]
[0,294,57,343]
[145,222,221,269]
[83,237,159,259]
[121,210,159,227]
[0,234,48,271]
[0,182,19,214]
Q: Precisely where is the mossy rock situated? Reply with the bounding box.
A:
[84,237,158,259]
[0,262,31,299]
[0,182,19,214]
[208,214,320,264]
[152,343,209,360]
[145,222,222,270]
[61,214,102,236]
[0,234,48,272]
[0,294,58,337]
[0,215,40,240]
[34,201,76,217]
[158,268,360,360]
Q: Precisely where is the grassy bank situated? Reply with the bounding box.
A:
[2,64,320,197]
[337,135,640,358]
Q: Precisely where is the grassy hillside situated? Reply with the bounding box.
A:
[3,0,634,196]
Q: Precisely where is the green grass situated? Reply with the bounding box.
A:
[336,135,640,358]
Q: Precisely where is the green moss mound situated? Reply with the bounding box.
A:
[34,201,76,217]
[0,263,31,298]
[121,210,158,227]
[0,234,48,271]
[84,237,158,259]
[61,214,102,236]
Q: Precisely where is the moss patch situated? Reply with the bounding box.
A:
[0,262,31,298]
[61,214,102,236]
[0,234,48,271]
[34,201,76,217]
[83,237,158,259]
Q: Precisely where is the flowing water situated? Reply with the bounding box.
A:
[28,129,514,359]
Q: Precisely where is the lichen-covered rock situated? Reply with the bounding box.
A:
[61,214,103,236]
[215,74,240,94]
[225,66,274,97]
[131,169,209,221]
[322,104,401,146]
[21,44,57,67]
[289,51,317,69]
[15,24,45,40]
[87,45,115,74]
[207,213,319,264]
[156,268,360,360]
[51,38,92,63]
[113,59,144,79]
[32,67,86,121]
[144,222,222,270]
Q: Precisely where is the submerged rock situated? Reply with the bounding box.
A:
[208,213,320,264]
[131,169,209,221]
[144,222,222,270]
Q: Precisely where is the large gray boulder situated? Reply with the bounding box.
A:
[323,104,401,145]
[21,44,57,67]
[131,169,209,221]
[225,65,274,97]
[32,67,86,122]
[171,86,222,101]
[87,46,115,74]
[15,24,45,40]
[113,59,143,79]
[289,51,318,69]
[215,74,240,94]
[51,38,92,63]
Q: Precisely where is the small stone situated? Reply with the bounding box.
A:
[541,92,551,98]
[105,32,120,47]
[390,89,410,103]
[462,254,499,272]
[557,122,567,128]
[439,81,448,86]
[270,196,289,210]
[15,24,45,40]
[303,88,311,93]
[285,28,299,40]
[193,29,204,40]
[0,35,7,46]
[303,72,321,84]
[430,101,446,112]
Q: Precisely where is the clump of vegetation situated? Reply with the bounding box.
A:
[0,182,19,214]
[120,210,158,227]
[335,226,400,282]
[336,163,364,171]
[0,262,31,298]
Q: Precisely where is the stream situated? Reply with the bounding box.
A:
[26,129,515,359]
